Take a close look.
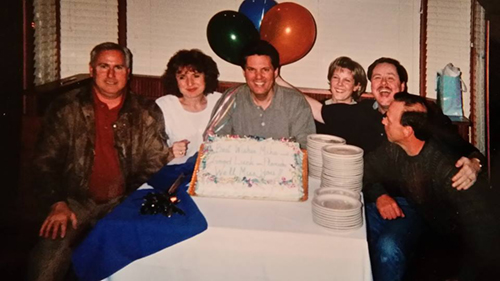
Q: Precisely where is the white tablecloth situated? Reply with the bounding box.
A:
[107,178,372,281]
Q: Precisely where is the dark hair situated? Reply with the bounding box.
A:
[90,42,132,69]
[394,92,430,140]
[240,40,280,69]
[367,57,408,92]
[162,49,219,97]
[327,56,367,101]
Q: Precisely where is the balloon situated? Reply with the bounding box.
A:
[260,3,317,65]
[238,0,277,31]
[207,11,260,65]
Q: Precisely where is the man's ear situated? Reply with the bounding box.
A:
[274,67,279,79]
[400,82,406,92]
[89,64,94,77]
[403,125,414,138]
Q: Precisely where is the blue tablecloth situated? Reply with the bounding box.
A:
[72,156,207,281]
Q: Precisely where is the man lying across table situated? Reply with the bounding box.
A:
[207,40,315,148]
[27,42,172,281]
[364,92,500,280]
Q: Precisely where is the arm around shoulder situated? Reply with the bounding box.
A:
[303,94,324,123]
[288,91,316,148]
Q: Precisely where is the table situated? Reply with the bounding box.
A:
[106,178,372,281]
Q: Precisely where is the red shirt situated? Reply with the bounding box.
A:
[88,92,125,203]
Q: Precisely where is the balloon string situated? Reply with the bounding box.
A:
[275,74,301,92]
[203,87,240,141]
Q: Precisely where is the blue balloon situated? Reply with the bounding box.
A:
[238,0,277,31]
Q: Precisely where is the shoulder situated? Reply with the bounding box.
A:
[220,85,251,107]
[129,92,155,107]
[321,101,366,119]
[423,138,462,180]
[155,94,180,114]
[365,140,403,168]
[127,92,164,120]
[155,94,178,106]
[355,99,378,112]
[205,91,223,110]
[276,84,303,97]
[207,91,222,102]
[275,85,308,107]
[426,137,462,163]
[219,85,246,100]
[45,87,88,116]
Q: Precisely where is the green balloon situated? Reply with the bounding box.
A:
[207,11,260,65]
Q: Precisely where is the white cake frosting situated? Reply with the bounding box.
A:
[193,136,305,201]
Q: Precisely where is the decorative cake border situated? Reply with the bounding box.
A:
[188,144,309,201]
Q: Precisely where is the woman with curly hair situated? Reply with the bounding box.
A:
[156,49,222,165]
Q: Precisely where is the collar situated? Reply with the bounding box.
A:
[92,89,126,111]
[78,85,132,118]
[245,84,279,110]
[325,98,357,105]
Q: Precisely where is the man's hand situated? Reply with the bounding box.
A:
[39,201,78,239]
[452,157,481,190]
[171,139,190,158]
[376,194,405,220]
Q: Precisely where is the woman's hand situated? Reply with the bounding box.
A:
[171,139,190,158]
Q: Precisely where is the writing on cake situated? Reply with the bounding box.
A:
[191,136,307,201]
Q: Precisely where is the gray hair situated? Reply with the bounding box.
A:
[90,42,132,69]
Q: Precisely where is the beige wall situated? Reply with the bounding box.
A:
[58,0,476,117]
[126,0,421,94]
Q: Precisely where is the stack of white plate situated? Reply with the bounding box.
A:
[314,187,360,200]
[321,144,364,193]
[307,134,346,179]
[312,190,363,231]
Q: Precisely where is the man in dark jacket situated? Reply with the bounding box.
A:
[364,92,499,280]
[28,42,172,281]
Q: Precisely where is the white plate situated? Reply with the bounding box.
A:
[314,187,360,200]
[322,145,364,158]
[307,134,346,145]
[313,216,363,230]
[312,193,362,211]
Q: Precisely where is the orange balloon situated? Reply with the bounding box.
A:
[260,2,317,65]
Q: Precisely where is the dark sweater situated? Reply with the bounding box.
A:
[364,138,500,279]
[319,100,384,153]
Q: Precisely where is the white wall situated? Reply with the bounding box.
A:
[127,0,421,94]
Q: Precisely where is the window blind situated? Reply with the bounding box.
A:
[60,0,118,78]
[33,0,59,85]
[472,1,485,150]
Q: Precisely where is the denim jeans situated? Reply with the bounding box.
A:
[366,197,425,281]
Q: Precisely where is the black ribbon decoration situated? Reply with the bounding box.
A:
[140,192,185,217]
[140,173,186,217]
